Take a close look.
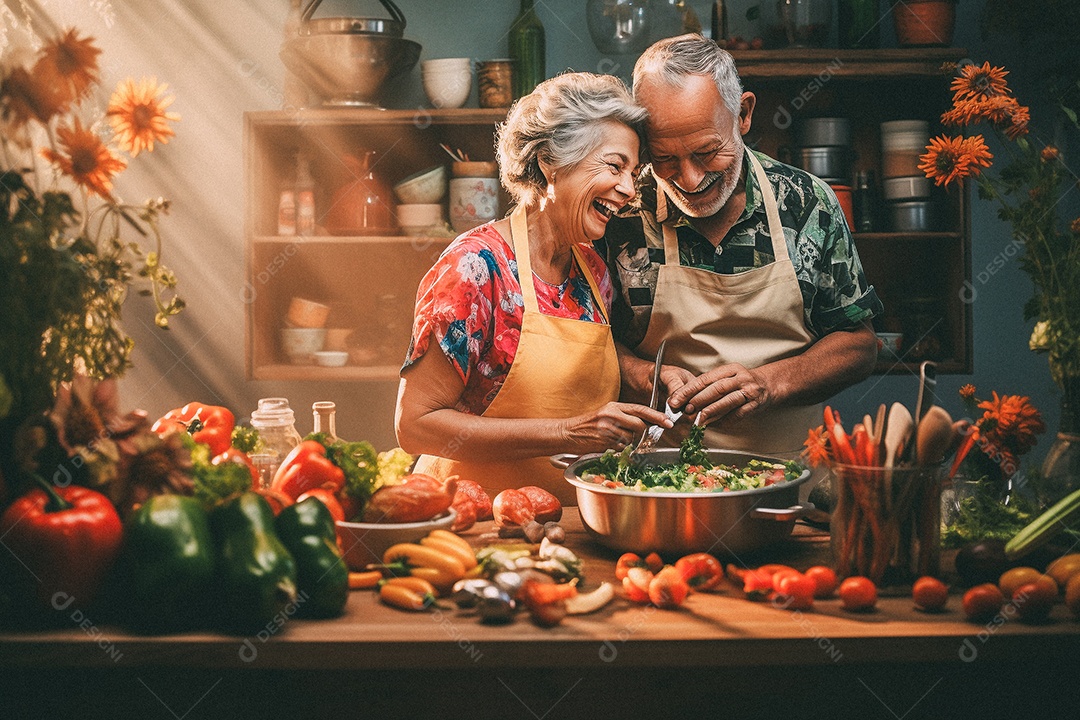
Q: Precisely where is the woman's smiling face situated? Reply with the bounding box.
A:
[544,120,641,243]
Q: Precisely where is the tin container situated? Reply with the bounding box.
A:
[888,199,936,232]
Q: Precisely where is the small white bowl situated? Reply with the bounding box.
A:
[422,67,471,109]
[394,165,447,204]
[336,510,457,570]
[313,350,349,367]
[422,57,471,72]
[396,203,444,234]
[281,328,326,364]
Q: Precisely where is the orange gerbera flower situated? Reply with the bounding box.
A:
[40,118,127,199]
[106,77,179,157]
[35,29,101,109]
[976,391,1045,457]
[919,135,992,188]
[1,65,64,126]
[1041,146,1060,162]
[958,383,976,400]
[803,425,831,467]
[951,61,1009,103]
[1003,103,1030,140]
[1071,217,1080,234]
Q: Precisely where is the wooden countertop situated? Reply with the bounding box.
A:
[3,510,1079,720]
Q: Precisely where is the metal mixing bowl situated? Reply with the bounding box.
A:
[553,449,814,558]
[280,34,421,107]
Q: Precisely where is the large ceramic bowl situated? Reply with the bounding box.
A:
[336,510,456,570]
[280,34,421,107]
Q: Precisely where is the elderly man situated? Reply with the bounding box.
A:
[599,34,882,456]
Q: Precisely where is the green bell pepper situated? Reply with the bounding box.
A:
[212,491,298,632]
[121,494,214,632]
[275,496,349,618]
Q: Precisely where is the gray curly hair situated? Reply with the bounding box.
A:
[497,72,647,204]
[632,33,743,116]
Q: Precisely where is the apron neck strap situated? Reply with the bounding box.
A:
[510,204,610,323]
[747,151,790,263]
[510,205,541,314]
[658,151,789,265]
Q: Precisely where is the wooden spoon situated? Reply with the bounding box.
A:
[883,402,914,471]
[916,405,954,466]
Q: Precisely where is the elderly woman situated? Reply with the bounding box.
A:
[396,72,670,505]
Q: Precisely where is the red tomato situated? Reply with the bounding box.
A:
[517,486,562,523]
[450,494,478,532]
[492,489,534,528]
[648,566,690,609]
[775,573,815,610]
[770,567,803,594]
[962,583,1005,623]
[839,576,878,611]
[674,552,724,591]
[296,488,346,522]
[742,569,775,601]
[805,566,838,599]
[912,576,949,612]
[454,479,493,521]
[1012,581,1056,622]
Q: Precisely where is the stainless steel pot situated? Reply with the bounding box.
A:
[301,0,406,36]
[551,449,815,557]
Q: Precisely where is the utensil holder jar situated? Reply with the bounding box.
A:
[829,463,942,586]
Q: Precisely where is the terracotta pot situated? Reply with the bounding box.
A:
[892,0,956,47]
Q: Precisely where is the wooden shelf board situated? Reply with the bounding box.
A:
[729,47,968,79]
[253,234,454,245]
[253,363,400,381]
[855,231,962,242]
[247,107,507,127]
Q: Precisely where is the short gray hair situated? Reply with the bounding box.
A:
[497,72,647,204]
[632,33,743,116]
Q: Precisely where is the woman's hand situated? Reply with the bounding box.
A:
[561,402,673,454]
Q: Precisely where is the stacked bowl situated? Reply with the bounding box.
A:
[796,118,854,230]
[880,120,935,232]
[421,58,472,109]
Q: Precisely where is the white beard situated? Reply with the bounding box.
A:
[657,136,745,219]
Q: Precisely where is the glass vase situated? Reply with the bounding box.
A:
[1037,375,1080,508]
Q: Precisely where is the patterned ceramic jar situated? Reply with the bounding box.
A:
[449,161,499,232]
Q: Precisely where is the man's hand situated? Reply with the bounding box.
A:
[667,363,770,427]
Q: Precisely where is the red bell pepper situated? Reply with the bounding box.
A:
[270,440,346,500]
[152,402,235,456]
[0,478,123,612]
[296,487,346,523]
[675,552,724,591]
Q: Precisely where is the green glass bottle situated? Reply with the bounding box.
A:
[509,0,545,99]
[838,0,880,49]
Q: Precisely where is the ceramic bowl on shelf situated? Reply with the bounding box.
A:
[281,327,326,364]
[421,58,472,109]
[336,510,457,570]
[313,350,349,367]
[396,203,444,234]
[286,296,331,328]
[393,165,447,204]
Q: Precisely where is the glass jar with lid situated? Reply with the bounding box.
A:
[249,397,303,487]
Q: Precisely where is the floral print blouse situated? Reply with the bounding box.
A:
[404,223,614,415]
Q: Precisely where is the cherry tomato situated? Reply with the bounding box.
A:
[1012,581,1056,622]
[839,576,877,611]
[775,572,815,610]
[675,552,724,591]
[912,576,948,612]
[805,566,838,598]
[770,567,803,594]
[998,566,1045,599]
[742,569,775,601]
[648,566,690,609]
[962,583,1005,623]
[616,552,664,580]
[623,567,653,604]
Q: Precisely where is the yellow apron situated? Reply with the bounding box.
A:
[637,152,821,456]
[413,206,621,506]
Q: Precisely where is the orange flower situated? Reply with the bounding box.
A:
[976,391,1045,457]
[803,425,831,467]
[919,135,992,188]
[941,99,983,127]
[959,384,976,400]
[1041,146,1060,162]
[35,29,101,109]
[1071,217,1080,234]
[106,77,179,156]
[951,61,1010,103]
[40,119,127,199]
[1003,102,1030,140]
[0,65,64,126]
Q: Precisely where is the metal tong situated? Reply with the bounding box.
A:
[630,341,680,457]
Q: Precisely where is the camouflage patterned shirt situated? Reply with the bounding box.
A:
[596,148,883,348]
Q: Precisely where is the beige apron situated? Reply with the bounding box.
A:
[637,152,821,456]
[413,206,621,506]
